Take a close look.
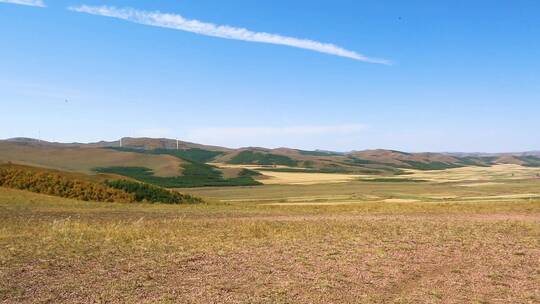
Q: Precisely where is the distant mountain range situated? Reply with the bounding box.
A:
[1,137,539,187]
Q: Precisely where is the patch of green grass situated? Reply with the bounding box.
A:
[152,148,224,163]
[95,165,261,188]
[238,168,263,177]
[228,151,298,166]
[389,150,412,156]
[105,179,203,204]
[302,160,315,168]
[340,158,406,174]
[456,157,493,167]
[403,160,462,170]
[297,150,343,156]
[345,157,380,165]
[109,147,223,163]
[518,156,540,167]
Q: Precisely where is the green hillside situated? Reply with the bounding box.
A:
[96,147,261,188]
[95,165,261,188]
[228,151,299,166]
[109,147,224,163]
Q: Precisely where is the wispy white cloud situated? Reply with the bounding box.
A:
[0,0,45,7]
[68,5,390,64]
[184,124,367,150]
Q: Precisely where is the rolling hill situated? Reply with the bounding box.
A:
[1,137,539,188]
[0,141,184,177]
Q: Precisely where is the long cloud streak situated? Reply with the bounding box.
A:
[69,5,390,64]
[0,0,45,7]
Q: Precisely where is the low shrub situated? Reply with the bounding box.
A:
[105,179,203,204]
[0,165,134,203]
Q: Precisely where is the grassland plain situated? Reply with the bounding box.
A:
[1,168,539,303]
[211,163,540,186]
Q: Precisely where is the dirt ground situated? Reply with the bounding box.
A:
[1,182,539,303]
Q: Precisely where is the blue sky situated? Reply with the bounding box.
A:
[1,0,539,152]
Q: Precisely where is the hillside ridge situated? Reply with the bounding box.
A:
[2,138,539,183]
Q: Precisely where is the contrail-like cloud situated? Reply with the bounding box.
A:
[69,5,390,64]
[0,0,45,7]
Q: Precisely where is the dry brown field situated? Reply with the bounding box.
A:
[1,165,539,303]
